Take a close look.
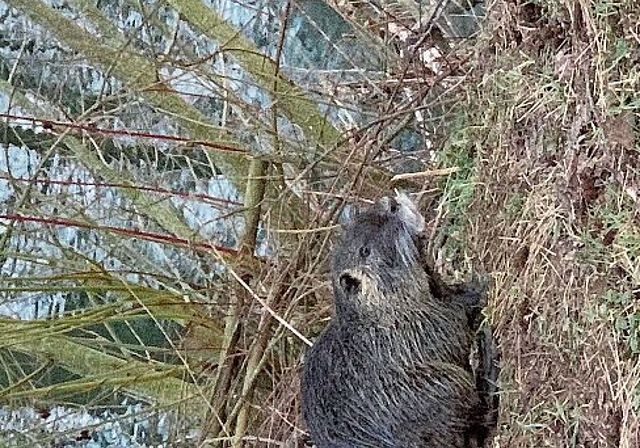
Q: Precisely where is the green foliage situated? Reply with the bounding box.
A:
[435,113,480,261]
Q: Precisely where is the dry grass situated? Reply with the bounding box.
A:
[449,1,640,446]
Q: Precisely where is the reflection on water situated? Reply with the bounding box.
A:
[0,403,179,447]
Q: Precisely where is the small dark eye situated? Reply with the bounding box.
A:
[359,246,370,258]
[389,199,399,213]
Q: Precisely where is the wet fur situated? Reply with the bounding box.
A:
[301,194,495,448]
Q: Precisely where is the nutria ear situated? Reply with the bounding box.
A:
[394,191,425,233]
[339,202,358,226]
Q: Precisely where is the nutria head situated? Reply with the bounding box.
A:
[331,193,428,313]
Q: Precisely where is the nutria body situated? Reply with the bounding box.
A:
[301,194,494,448]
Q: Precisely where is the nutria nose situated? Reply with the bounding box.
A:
[339,272,361,295]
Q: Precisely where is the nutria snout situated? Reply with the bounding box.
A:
[338,272,360,295]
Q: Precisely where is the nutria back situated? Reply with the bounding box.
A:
[300,194,494,448]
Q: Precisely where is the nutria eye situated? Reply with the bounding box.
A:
[359,246,370,258]
[389,198,399,213]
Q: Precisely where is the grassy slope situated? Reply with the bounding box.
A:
[448,0,640,446]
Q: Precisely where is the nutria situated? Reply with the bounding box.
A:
[301,193,497,448]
